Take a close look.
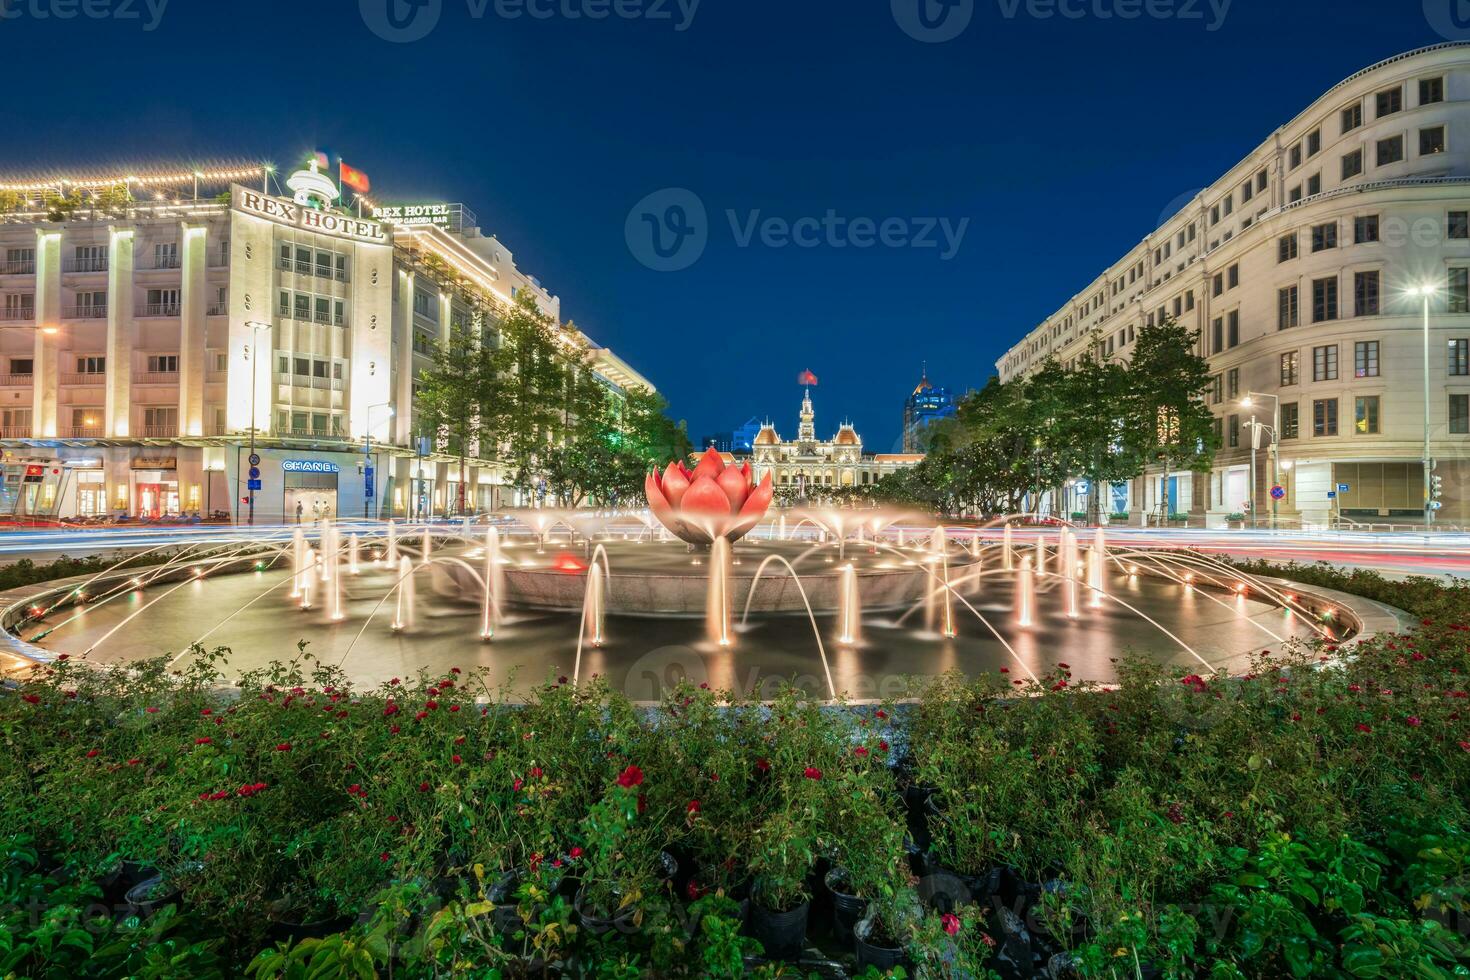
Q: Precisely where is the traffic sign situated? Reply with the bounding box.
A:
[248,453,261,467]
[1337,483,1350,493]
[248,466,260,479]
[1270,485,1285,500]
[247,479,262,491]
[1327,491,1336,499]
[364,465,376,499]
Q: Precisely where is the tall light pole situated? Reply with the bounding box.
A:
[363,403,394,519]
[1411,284,1438,529]
[243,321,269,527]
[1241,393,1280,530]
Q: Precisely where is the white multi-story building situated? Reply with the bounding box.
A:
[744,388,923,496]
[998,43,1470,527]
[0,159,653,523]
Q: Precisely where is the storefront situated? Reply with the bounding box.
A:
[132,457,181,518]
[282,459,340,524]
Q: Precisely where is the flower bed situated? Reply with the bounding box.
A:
[0,566,1466,978]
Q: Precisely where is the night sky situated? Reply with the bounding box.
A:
[0,0,1448,450]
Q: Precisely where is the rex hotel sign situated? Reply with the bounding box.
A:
[232,187,388,245]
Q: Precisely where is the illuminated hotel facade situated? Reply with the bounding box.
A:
[0,161,653,522]
[998,44,1470,526]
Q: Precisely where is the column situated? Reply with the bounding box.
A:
[31,230,61,437]
[177,223,207,436]
[105,226,134,437]
[393,270,414,446]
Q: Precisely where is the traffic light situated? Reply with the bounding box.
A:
[1429,473,1444,510]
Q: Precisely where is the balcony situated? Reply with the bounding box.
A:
[60,372,105,386]
[277,373,345,391]
[0,307,35,322]
[283,428,348,441]
[64,305,106,319]
[207,250,229,268]
[134,372,179,385]
[62,257,108,274]
[137,303,181,317]
[142,254,181,271]
[0,425,31,438]
[63,426,102,438]
[138,425,177,438]
[0,373,32,387]
[206,303,227,316]
[0,260,35,275]
[313,311,345,326]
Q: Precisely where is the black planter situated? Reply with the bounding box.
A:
[749,898,809,960]
[485,870,524,937]
[269,914,351,945]
[854,916,909,972]
[574,889,637,936]
[124,876,178,919]
[822,869,869,943]
[920,864,1005,913]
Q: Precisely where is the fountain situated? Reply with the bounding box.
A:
[386,521,398,564]
[1088,528,1106,608]
[480,526,503,640]
[1060,527,1080,619]
[837,563,860,646]
[299,553,315,611]
[582,560,606,648]
[706,537,733,647]
[290,528,306,599]
[1016,554,1035,627]
[1034,532,1047,576]
[1002,523,1014,570]
[421,525,433,565]
[391,556,415,632]
[348,534,360,575]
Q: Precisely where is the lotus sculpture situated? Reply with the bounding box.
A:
[645,447,774,546]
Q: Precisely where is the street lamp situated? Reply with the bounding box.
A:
[363,403,394,519]
[1240,393,1281,530]
[1409,283,1438,529]
[243,321,270,526]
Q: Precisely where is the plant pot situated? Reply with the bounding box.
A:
[119,860,156,890]
[269,913,351,945]
[574,888,637,936]
[749,898,809,960]
[124,876,178,919]
[854,916,909,972]
[920,864,1004,913]
[485,870,524,937]
[822,869,869,943]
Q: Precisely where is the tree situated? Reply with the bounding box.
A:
[416,319,494,515]
[1051,346,1141,523]
[484,291,575,499]
[1123,317,1219,521]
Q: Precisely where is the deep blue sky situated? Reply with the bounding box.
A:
[0,0,1446,450]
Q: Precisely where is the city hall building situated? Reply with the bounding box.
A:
[998,43,1470,527]
[0,159,653,523]
[744,388,923,496]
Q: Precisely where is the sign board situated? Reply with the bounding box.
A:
[1270,485,1286,500]
[248,466,260,480]
[248,453,261,467]
[282,460,340,474]
[370,202,470,232]
[1337,483,1350,493]
[364,466,376,499]
[1327,491,1337,499]
[247,479,263,491]
[233,187,388,245]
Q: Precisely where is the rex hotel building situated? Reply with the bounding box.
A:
[0,160,652,523]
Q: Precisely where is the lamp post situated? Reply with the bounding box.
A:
[363,403,394,519]
[1410,284,1438,529]
[1241,393,1280,530]
[243,321,269,527]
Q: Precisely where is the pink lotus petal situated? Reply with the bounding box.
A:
[662,463,691,507]
[716,465,750,512]
[691,447,724,483]
[682,476,732,521]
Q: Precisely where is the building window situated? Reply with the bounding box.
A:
[1281,350,1300,386]
[1313,344,1338,381]
[1227,264,1239,289]
[1375,87,1403,117]
[1354,396,1380,434]
[1228,414,1239,448]
[1281,402,1300,439]
[75,355,105,374]
[1450,212,1469,240]
[1354,340,1379,378]
[1420,77,1444,105]
[1212,273,1223,297]
[1227,367,1239,398]
[1278,233,1298,262]
[1451,394,1469,434]
[1376,135,1405,166]
[1227,310,1240,348]
[1354,215,1379,244]
[1307,173,1322,196]
[1289,184,1303,204]
[1211,374,1222,405]
[412,289,435,319]
[146,354,178,373]
[1341,102,1362,133]
[1289,142,1302,169]
[1421,126,1447,156]
[1278,286,1299,329]
[1306,128,1321,156]
[1449,338,1469,376]
[1313,399,1339,437]
[1212,317,1224,354]
[1311,222,1337,252]
[1312,277,1339,322]
[1451,268,1470,314]
[1341,149,1363,179]
[1354,271,1380,316]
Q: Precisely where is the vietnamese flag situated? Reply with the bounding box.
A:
[797,369,818,386]
[339,161,370,194]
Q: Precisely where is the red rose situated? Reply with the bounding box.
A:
[804,767,822,781]
[380,852,391,862]
[854,746,870,758]
[418,781,431,793]
[755,758,771,773]
[452,754,463,764]
[569,846,583,859]
[127,758,141,766]
[878,740,890,753]
[21,694,40,705]
[941,913,961,936]
[617,765,644,788]
[687,799,702,814]
[86,749,100,758]
[276,742,292,751]
[450,667,461,675]
[194,737,212,745]
[449,704,461,713]
[425,700,439,711]
[1405,716,1422,728]
[1356,723,1372,733]
[145,707,158,714]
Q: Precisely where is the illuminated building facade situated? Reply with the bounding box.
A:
[0,160,653,522]
[745,388,922,497]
